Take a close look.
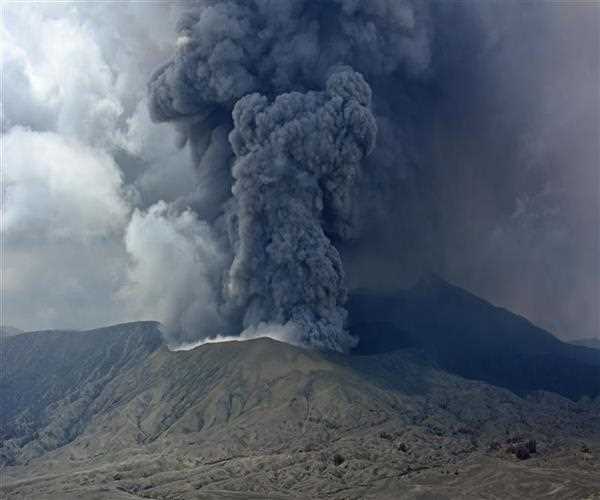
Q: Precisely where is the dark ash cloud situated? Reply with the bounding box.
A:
[4,1,596,345]
[147,0,427,350]
[226,69,376,351]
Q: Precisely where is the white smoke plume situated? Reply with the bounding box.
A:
[120,202,228,342]
[170,322,303,352]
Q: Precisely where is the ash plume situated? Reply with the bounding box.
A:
[148,0,430,120]
[4,2,596,344]
[227,69,376,351]
[148,0,428,350]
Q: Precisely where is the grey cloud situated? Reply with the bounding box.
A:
[147,0,427,349]
[4,1,597,346]
[148,0,430,122]
[345,1,599,341]
[121,202,229,342]
[225,69,376,351]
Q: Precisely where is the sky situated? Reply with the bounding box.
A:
[1,1,598,342]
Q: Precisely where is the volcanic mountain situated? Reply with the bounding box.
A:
[1,282,599,499]
[572,338,600,350]
[349,275,600,400]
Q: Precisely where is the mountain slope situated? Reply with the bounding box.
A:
[1,322,599,499]
[571,338,600,350]
[0,322,163,460]
[0,326,24,338]
[348,275,600,400]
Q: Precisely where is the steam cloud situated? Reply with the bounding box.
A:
[148,0,428,350]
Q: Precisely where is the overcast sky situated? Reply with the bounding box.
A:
[1,1,598,341]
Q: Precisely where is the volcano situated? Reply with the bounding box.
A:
[349,275,600,400]
[1,283,599,499]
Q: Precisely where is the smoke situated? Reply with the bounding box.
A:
[3,2,597,344]
[120,202,228,342]
[170,322,303,352]
[147,0,430,350]
[345,1,600,339]
[225,69,376,350]
[147,0,430,120]
[0,3,189,332]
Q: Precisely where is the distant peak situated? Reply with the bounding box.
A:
[82,320,163,333]
[0,325,24,337]
[414,272,451,291]
[411,273,488,306]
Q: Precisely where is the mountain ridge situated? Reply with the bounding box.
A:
[348,276,600,399]
[1,319,599,499]
[571,337,600,350]
[0,326,24,338]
